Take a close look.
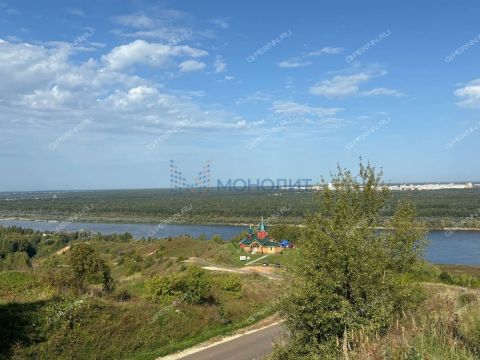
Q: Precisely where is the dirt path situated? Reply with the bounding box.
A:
[201,265,283,280]
[182,257,283,280]
[55,245,71,255]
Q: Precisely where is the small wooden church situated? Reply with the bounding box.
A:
[239,218,283,254]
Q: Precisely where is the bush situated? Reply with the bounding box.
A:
[0,251,30,270]
[143,257,154,269]
[125,260,141,275]
[211,235,223,244]
[113,289,132,301]
[43,243,115,294]
[215,274,242,294]
[146,266,211,304]
[439,271,453,284]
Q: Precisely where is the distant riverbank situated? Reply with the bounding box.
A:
[1,215,480,232]
[1,218,480,265]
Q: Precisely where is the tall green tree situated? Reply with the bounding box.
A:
[274,163,427,359]
[68,243,115,293]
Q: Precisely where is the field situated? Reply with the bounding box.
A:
[1,188,480,229]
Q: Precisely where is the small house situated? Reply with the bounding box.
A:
[239,218,283,254]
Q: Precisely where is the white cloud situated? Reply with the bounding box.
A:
[308,47,343,56]
[278,46,342,69]
[67,8,85,17]
[112,13,156,29]
[214,57,227,73]
[179,59,206,73]
[454,79,480,108]
[360,87,403,97]
[22,85,73,110]
[272,100,343,118]
[310,73,370,98]
[111,10,194,43]
[210,18,230,29]
[102,40,208,70]
[309,71,402,99]
[235,91,273,106]
[0,40,71,100]
[278,60,312,68]
[224,75,235,81]
[0,39,255,139]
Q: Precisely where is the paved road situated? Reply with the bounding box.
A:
[179,324,285,360]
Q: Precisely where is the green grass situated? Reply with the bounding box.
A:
[0,237,282,359]
[0,271,55,304]
[350,283,480,359]
[3,234,480,360]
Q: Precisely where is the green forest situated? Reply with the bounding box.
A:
[0,188,479,229]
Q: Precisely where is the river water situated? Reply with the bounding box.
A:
[0,219,479,265]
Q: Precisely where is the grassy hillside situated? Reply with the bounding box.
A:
[0,229,283,359]
[1,225,480,359]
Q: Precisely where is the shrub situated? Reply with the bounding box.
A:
[0,251,30,270]
[143,257,154,269]
[43,243,115,294]
[146,266,211,304]
[211,235,223,244]
[215,274,242,294]
[125,260,141,275]
[439,271,453,284]
[113,289,132,301]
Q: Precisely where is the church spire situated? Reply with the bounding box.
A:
[260,216,265,231]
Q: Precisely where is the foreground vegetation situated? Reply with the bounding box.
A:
[2,241,480,359]
[272,164,480,359]
[0,227,282,359]
[0,187,479,229]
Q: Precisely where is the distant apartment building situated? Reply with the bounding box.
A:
[387,182,474,191]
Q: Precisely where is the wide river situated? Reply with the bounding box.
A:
[1,219,479,265]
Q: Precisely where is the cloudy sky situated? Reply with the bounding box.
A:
[1,0,479,190]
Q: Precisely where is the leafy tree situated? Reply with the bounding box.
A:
[270,224,300,243]
[68,243,115,293]
[273,163,427,359]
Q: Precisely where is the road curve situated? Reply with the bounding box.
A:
[173,323,285,360]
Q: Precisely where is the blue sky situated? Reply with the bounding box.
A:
[1,0,480,190]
